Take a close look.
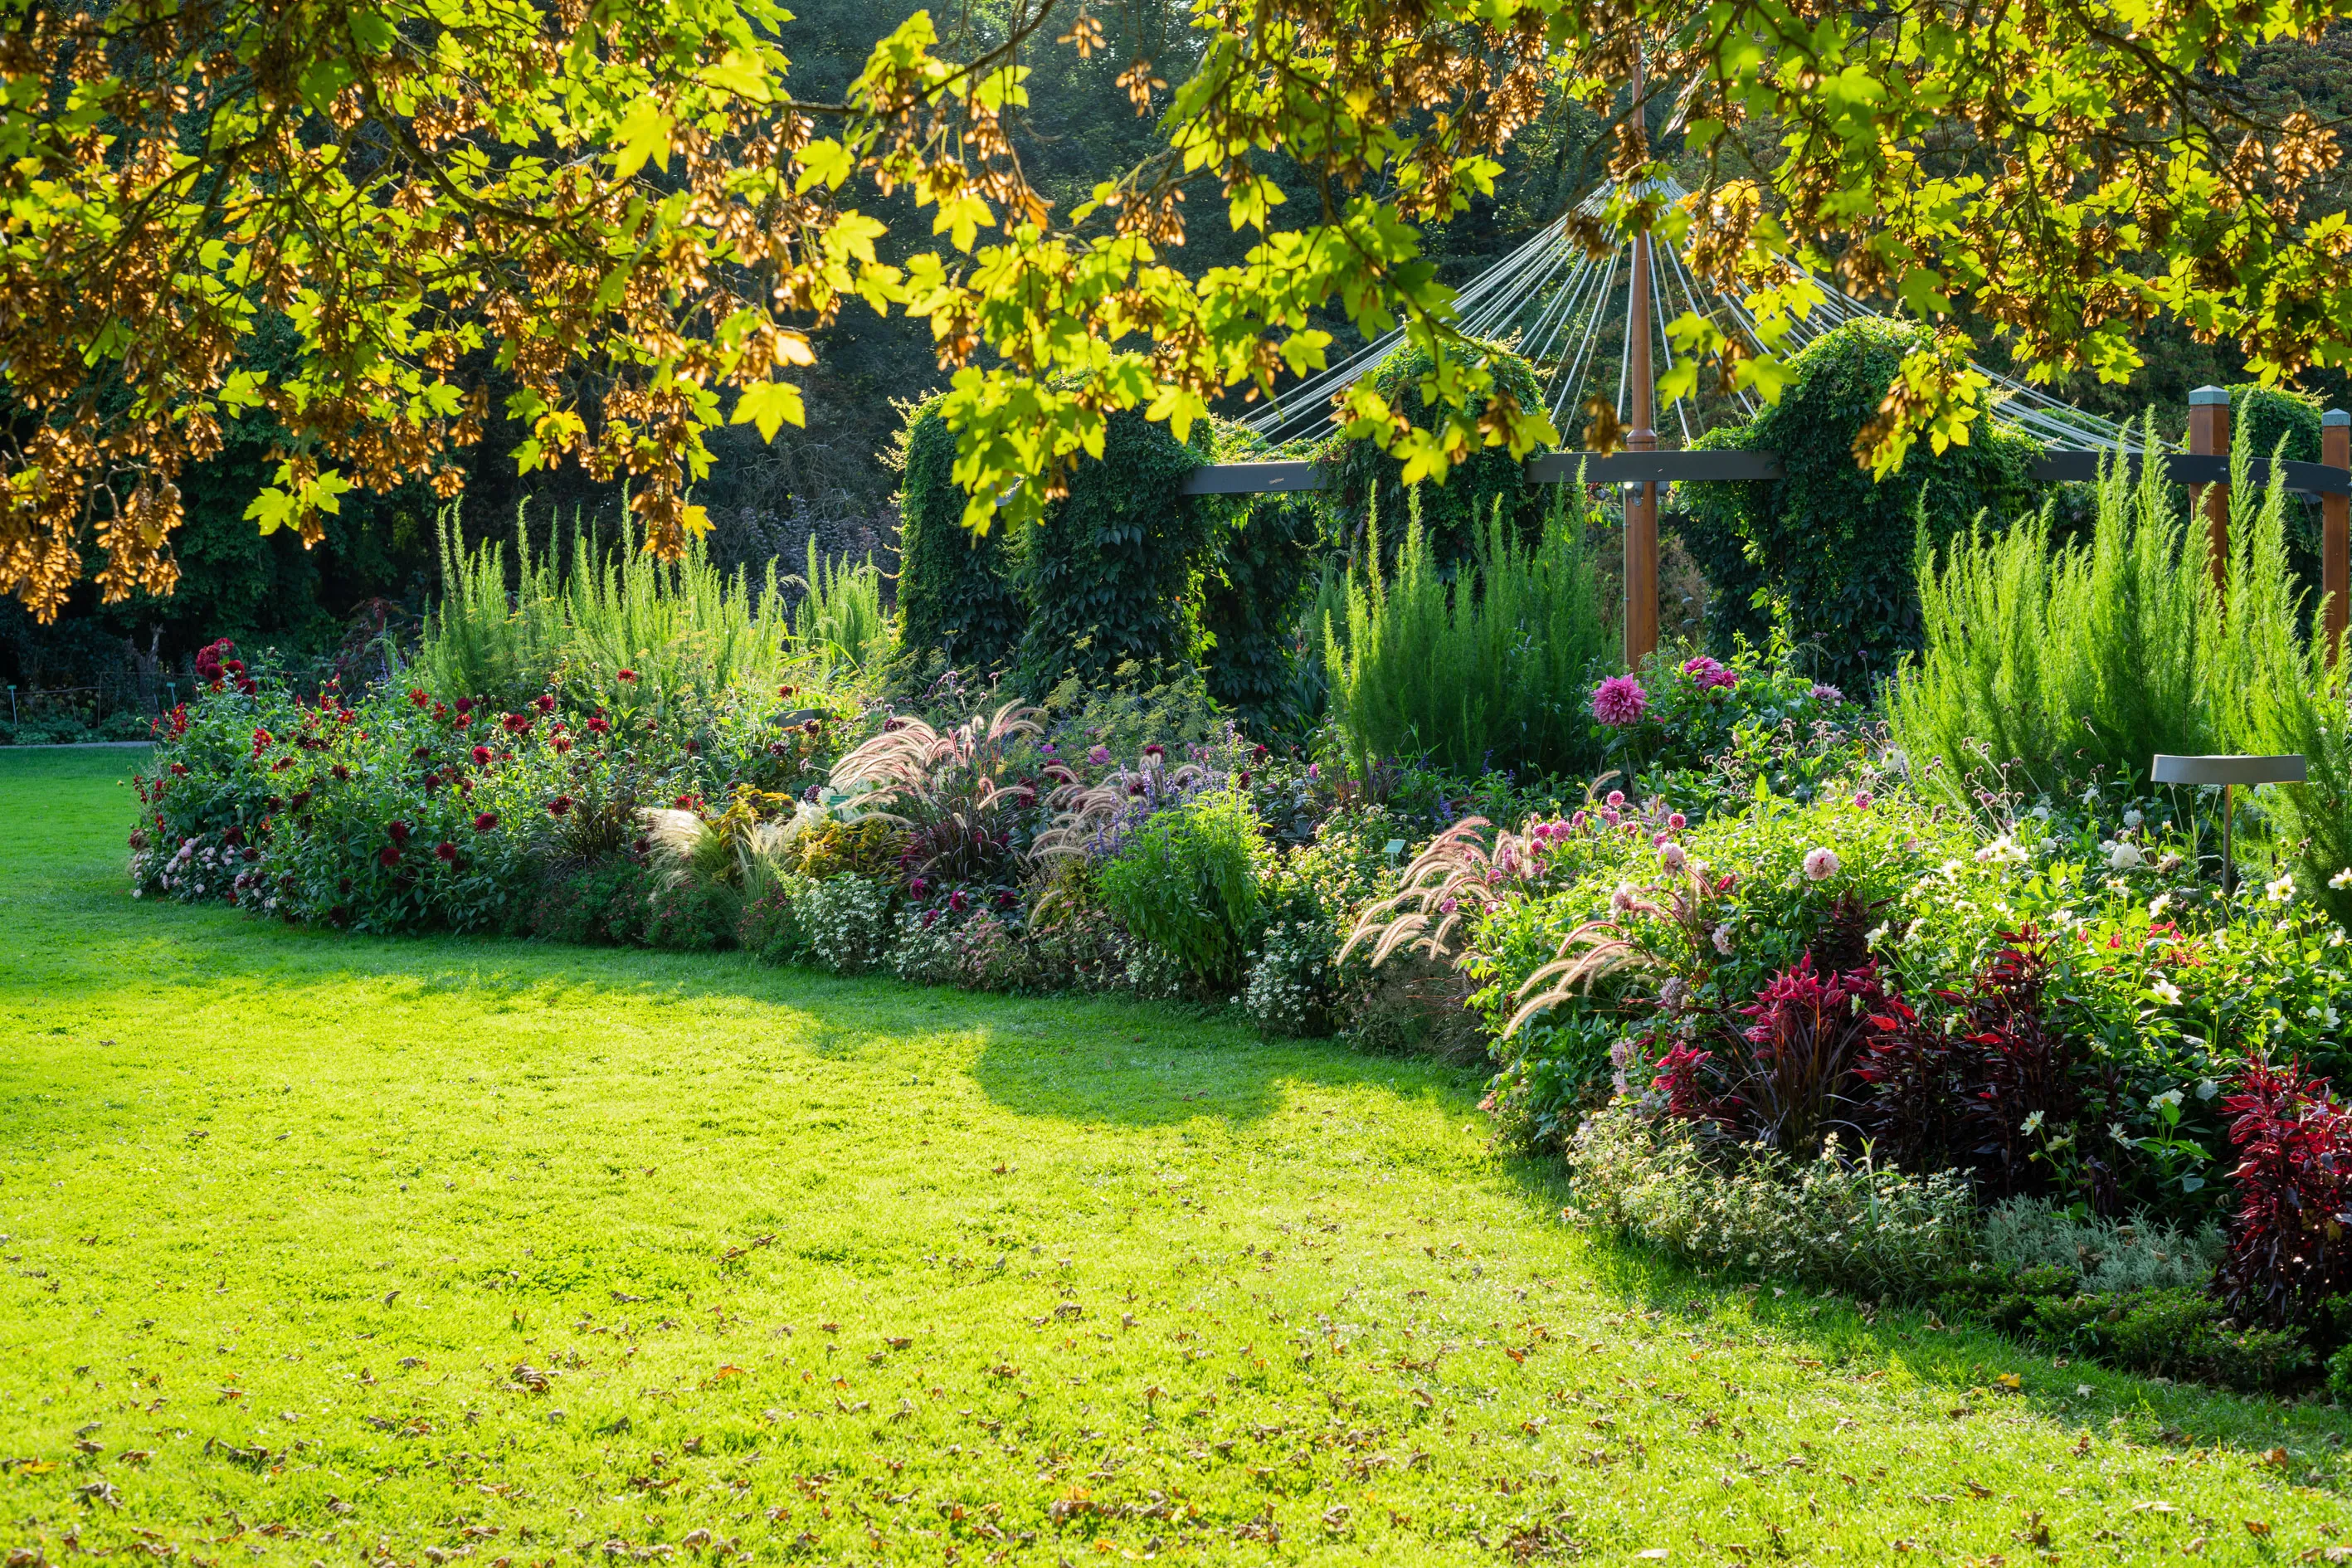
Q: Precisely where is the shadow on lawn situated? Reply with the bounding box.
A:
[1575,1232,2352,1467]
[22,859,1489,1137]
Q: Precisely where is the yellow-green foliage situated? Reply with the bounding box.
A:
[792,815,908,879]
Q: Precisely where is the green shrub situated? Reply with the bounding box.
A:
[1014,409,1223,694]
[737,878,811,963]
[1323,492,1609,780]
[1317,338,1548,577]
[1887,436,2213,796]
[1566,1103,1980,1302]
[530,858,654,947]
[1096,788,1270,986]
[645,879,737,951]
[1679,319,2040,687]
[894,400,1027,674]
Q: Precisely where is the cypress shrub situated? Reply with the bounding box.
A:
[1886,428,2212,798]
[894,399,1027,674]
[1679,319,2041,689]
[1013,409,1223,694]
[1324,490,1610,779]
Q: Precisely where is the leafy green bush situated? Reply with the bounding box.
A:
[1679,319,2040,687]
[737,877,813,964]
[1014,409,1223,694]
[800,873,898,974]
[1097,787,1270,986]
[1323,493,1609,779]
[1566,1103,1980,1301]
[529,858,654,947]
[1887,443,2212,796]
[1317,338,1547,576]
[894,399,1027,674]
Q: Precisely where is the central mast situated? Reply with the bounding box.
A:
[1623,43,1660,669]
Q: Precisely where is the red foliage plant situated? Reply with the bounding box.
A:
[1652,957,1908,1157]
[2214,1059,2352,1328]
[1853,932,2109,1200]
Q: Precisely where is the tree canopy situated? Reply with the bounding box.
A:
[3,0,2350,621]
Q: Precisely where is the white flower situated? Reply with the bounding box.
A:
[2331,867,2352,890]
[2082,787,2101,808]
[2031,804,2053,821]
[2150,1087,2184,1110]
[1659,841,1687,872]
[1803,847,1841,881]
[2150,976,2184,1006]
[2021,1110,2046,1136]
[1866,923,1891,947]
[2104,840,2145,872]
[2110,1122,2134,1146]
[1712,923,1736,956]
[2123,809,2145,830]
[2148,893,2171,918]
[2266,873,2297,903]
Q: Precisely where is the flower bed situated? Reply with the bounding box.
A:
[131,631,2352,1400]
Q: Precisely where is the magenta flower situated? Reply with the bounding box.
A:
[1680,655,1737,691]
[949,889,971,913]
[1810,683,1844,704]
[1590,674,1648,728]
[435,841,458,863]
[473,811,499,831]
[1087,745,1112,766]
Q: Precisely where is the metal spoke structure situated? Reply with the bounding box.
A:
[1228,166,2155,665]
[1239,176,2150,457]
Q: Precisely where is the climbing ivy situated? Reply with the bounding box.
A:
[1317,339,1550,577]
[894,399,1026,676]
[1013,411,1224,695]
[1678,319,2040,689]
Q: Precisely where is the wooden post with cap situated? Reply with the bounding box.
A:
[2188,385,2230,592]
[1621,51,1659,670]
[2325,409,2350,666]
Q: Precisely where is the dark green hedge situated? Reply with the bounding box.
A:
[1316,339,1550,577]
[1013,410,1224,695]
[894,399,1027,675]
[1678,319,2041,689]
[1200,489,1322,740]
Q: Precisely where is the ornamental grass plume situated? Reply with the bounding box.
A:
[1590,674,1648,728]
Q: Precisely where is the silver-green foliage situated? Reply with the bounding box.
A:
[1323,489,1609,779]
[1979,1197,2223,1294]
[1566,1103,1981,1302]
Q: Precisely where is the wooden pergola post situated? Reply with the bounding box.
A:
[2188,385,2230,591]
[2325,409,2350,665]
[1621,55,1659,669]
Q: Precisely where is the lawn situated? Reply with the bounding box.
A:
[2,747,2347,1567]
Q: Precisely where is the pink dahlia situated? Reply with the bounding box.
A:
[1590,675,1648,728]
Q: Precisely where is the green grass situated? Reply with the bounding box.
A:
[3,746,2348,1566]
